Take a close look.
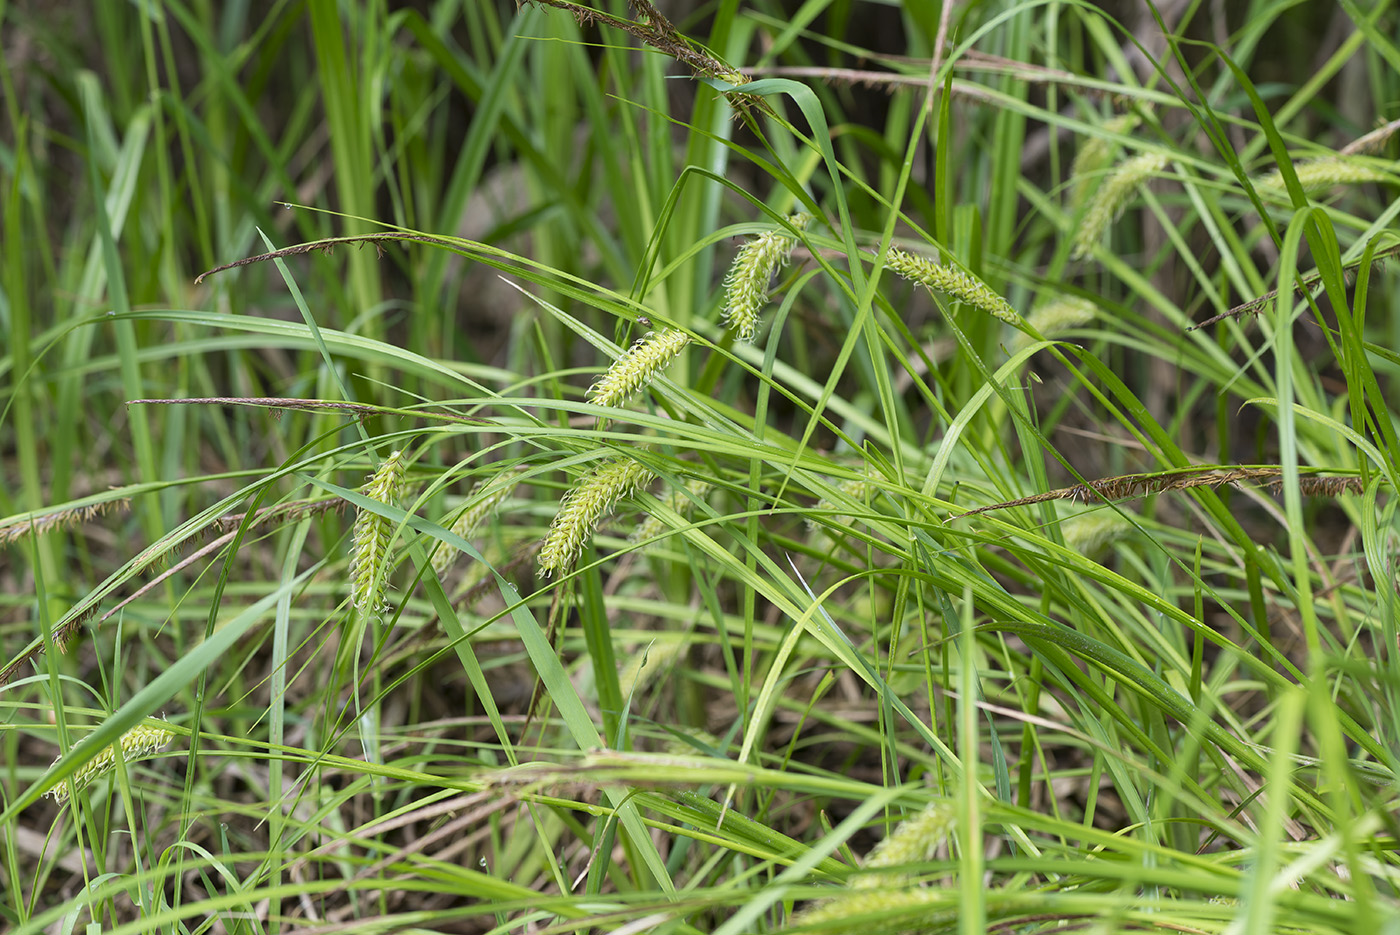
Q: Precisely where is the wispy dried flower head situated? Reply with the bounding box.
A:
[0,498,131,545]
[539,457,656,576]
[1255,156,1392,195]
[54,619,81,654]
[349,450,407,615]
[952,465,1326,519]
[50,721,176,805]
[523,0,749,88]
[1072,151,1169,258]
[884,248,1020,324]
[589,328,690,409]
[722,213,813,342]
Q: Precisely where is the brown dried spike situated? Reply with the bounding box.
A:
[953,466,1367,519]
[522,0,748,87]
[212,497,346,536]
[1067,483,1104,504]
[0,605,96,686]
[1188,242,1400,331]
[54,619,83,654]
[1285,476,1364,497]
[194,232,452,285]
[0,498,132,545]
[0,658,22,688]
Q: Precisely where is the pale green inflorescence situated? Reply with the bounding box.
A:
[856,799,958,887]
[1061,510,1133,556]
[884,248,1021,325]
[617,638,689,699]
[430,472,519,578]
[661,726,720,756]
[792,800,958,930]
[808,474,876,533]
[50,721,176,804]
[796,889,950,931]
[349,450,407,615]
[630,477,711,549]
[721,212,813,342]
[539,457,656,576]
[1069,112,1144,207]
[1072,151,1169,258]
[588,328,690,409]
[1014,295,1097,349]
[1255,156,1392,194]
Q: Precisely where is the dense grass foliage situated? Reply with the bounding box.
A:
[3,1,1400,932]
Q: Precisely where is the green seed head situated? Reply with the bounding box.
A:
[50,721,176,805]
[588,328,690,409]
[539,457,656,576]
[885,248,1020,325]
[1072,151,1169,259]
[721,213,812,342]
[350,450,408,615]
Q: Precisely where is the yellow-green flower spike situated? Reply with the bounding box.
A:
[430,473,519,578]
[860,799,958,878]
[884,248,1021,325]
[1062,510,1133,556]
[1069,112,1143,208]
[50,721,176,805]
[349,450,407,615]
[539,457,655,576]
[808,474,875,533]
[1072,151,1169,258]
[1255,156,1391,195]
[618,638,689,699]
[1014,296,1097,349]
[588,328,690,409]
[797,889,950,931]
[721,213,812,342]
[630,477,711,549]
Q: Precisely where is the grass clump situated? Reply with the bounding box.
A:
[3,1,1400,933]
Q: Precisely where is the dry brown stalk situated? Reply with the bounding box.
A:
[0,606,98,688]
[0,498,132,545]
[194,232,453,285]
[953,466,1364,519]
[1188,242,1400,331]
[211,497,348,536]
[520,0,749,89]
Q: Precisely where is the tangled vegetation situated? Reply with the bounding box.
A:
[3,1,1399,932]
